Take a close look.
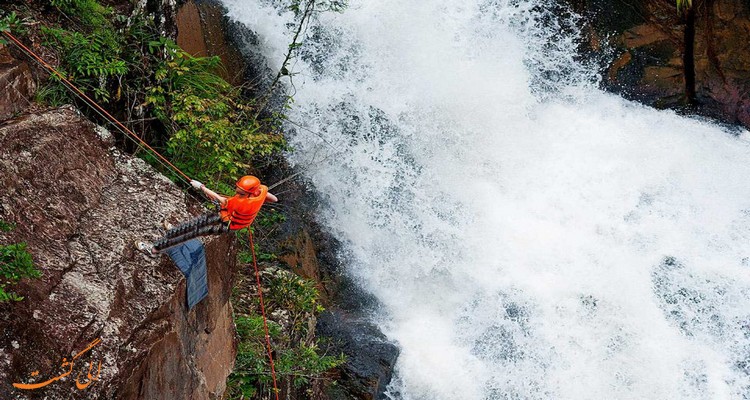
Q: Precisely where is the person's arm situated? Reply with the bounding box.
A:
[202,186,228,206]
[191,180,228,206]
[258,184,277,203]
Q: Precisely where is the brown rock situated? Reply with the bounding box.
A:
[279,229,329,302]
[177,1,209,57]
[739,99,750,127]
[623,24,670,48]
[176,0,245,85]
[578,0,750,128]
[0,44,35,121]
[715,1,740,21]
[642,66,683,88]
[0,108,236,399]
[608,51,632,82]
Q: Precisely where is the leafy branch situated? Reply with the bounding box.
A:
[254,0,347,119]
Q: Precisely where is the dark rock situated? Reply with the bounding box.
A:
[257,163,399,399]
[144,0,179,37]
[571,0,750,129]
[0,44,35,121]
[0,108,236,399]
[317,311,399,400]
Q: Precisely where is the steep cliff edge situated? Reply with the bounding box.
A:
[174,2,400,397]
[0,107,237,399]
[571,0,750,129]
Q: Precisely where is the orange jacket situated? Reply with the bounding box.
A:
[220,185,268,230]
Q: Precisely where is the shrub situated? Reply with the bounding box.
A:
[227,268,344,398]
[49,0,111,29]
[0,11,27,45]
[228,314,283,398]
[37,0,285,191]
[0,222,40,303]
[41,26,126,102]
[0,221,14,232]
[145,38,286,188]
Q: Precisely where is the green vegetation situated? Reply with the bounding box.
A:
[239,243,277,263]
[34,0,129,104]
[0,221,14,232]
[230,314,282,398]
[256,209,287,228]
[10,0,345,395]
[676,0,692,12]
[145,38,285,188]
[0,222,40,303]
[0,12,22,31]
[36,0,285,191]
[41,26,127,102]
[50,0,112,28]
[0,11,26,45]
[230,209,343,398]
[228,267,344,398]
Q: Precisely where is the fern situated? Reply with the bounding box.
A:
[145,39,285,187]
[41,26,126,102]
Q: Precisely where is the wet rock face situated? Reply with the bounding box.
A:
[0,108,236,399]
[264,171,400,400]
[176,0,245,86]
[176,2,401,397]
[317,311,400,400]
[574,0,750,128]
[0,44,35,121]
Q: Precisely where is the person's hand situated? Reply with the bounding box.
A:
[190,180,204,189]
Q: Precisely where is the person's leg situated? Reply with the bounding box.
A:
[153,214,228,251]
[161,212,220,240]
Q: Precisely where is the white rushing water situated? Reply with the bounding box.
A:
[223,0,750,398]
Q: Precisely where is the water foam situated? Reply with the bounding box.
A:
[222,0,750,398]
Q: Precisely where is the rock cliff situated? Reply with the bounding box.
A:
[0,1,399,398]
[572,0,750,128]
[0,44,34,121]
[175,2,400,397]
[0,107,237,399]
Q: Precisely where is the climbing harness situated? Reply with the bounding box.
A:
[2,30,281,398]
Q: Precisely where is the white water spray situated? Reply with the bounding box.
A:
[223,0,750,398]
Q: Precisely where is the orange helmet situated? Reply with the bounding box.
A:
[236,175,260,192]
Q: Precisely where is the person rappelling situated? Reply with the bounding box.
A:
[136,175,278,257]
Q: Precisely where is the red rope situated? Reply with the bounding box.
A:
[249,230,280,400]
[1,31,192,183]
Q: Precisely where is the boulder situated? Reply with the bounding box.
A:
[0,44,35,121]
[0,107,237,399]
[176,0,246,85]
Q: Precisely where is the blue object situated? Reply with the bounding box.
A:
[163,239,208,310]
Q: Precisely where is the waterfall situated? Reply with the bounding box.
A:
[222,0,750,398]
